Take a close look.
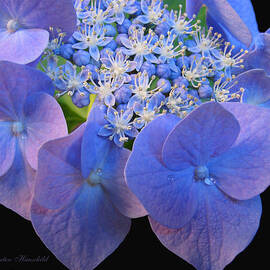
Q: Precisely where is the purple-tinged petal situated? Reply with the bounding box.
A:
[0,29,49,64]
[0,61,54,119]
[144,53,159,64]
[150,187,261,270]
[104,93,115,106]
[31,184,130,270]
[24,92,68,170]
[97,36,113,46]
[0,141,35,219]
[140,0,149,14]
[162,102,240,171]
[134,54,144,71]
[126,114,202,228]
[72,31,84,41]
[208,102,270,200]
[120,36,133,49]
[115,12,125,25]
[232,69,270,107]
[89,45,100,61]
[82,106,147,218]
[126,61,137,72]
[135,15,150,24]
[1,0,77,39]
[244,33,270,75]
[0,122,16,176]
[72,41,89,50]
[33,124,85,210]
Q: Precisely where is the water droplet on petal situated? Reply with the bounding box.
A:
[168,174,175,183]
[96,168,102,176]
[204,177,215,186]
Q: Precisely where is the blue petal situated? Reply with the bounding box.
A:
[33,124,85,210]
[126,114,202,228]
[208,102,270,200]
[31,183,131,270]
[150,187,262,270]
[0,141,35,219]
[0,61,54,119]
[89,45,100,61]
[162,102,240,171]
[81,105,147,218]
[0,122,16,176]
[135,15,150,24]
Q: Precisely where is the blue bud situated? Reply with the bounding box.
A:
[157,64,171,79]
[170,66,181,80]
[117,18,132,34]
[104,24,117,37]
[155,22,170,36]
[157,78,171,93]
[115,85,132,104]
[72,89,90,108]
[73,50,90,66]
[140,61,156,77]
[176,56,190,70]
[116,103,128,112]
[104,39,117,51]
[198,84,213,99]
[67,35,77,45]
[173,76,189,88]
[60,44,74,59]
[132,1,142,16]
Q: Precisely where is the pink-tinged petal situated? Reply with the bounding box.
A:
[0,61,54,121]
[23,92,68,170]
[150,186,261,270]
[34,124,85,210]
[0,29,49,64]
[82,106,147,218]
[0,122,16,176]
[126,114,201,228]
[31,184,131,270]
[1,0,76,39]
[162,102,240,171]
[0,141,35,219]
[208,102,270,200]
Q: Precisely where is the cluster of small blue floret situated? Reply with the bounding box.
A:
[41,0,246,147]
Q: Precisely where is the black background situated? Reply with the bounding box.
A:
[0,1,269,269]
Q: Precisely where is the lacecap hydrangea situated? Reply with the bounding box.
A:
[27,0,270,270]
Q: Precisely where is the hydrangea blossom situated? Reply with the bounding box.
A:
[0,0,76,64]
[0,62,67,219]
[31,105,146,270]
[125,101,270,269]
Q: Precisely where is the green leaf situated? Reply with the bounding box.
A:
[196,4,208,30]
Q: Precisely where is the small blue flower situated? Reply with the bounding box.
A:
[98,106,138,147]
[101,50,137,83]
[212,42,248,79]
[135,0,166,25]
[165,4,199,41]
[121,27,159,71]
[72,49,91,66]
[104,0,138,25]
[72,23,113,61]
